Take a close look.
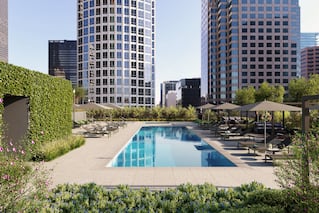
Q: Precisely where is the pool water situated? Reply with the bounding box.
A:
[109,126,236,167]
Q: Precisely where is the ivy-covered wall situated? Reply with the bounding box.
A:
[0,62,73,144]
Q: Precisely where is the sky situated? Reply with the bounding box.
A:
[8,0,319,104]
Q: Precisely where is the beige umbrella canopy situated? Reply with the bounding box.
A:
[197,103,215,122]
[237,100,301,149]
[211,102,240,110]
[197,103,215,110]
[210,102,240,122]
[237,100,301,112]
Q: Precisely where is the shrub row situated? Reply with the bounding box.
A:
[44,182,291,212]
[87,106,198,121]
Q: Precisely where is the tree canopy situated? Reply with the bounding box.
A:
[234,86,255,105]
[235,82,285,105]
[288,75,319,102]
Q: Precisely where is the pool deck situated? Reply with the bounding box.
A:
[45,121,280,189]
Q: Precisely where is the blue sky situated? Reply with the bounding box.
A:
[8,0,319,104]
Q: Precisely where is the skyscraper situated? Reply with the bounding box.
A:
[0,0,8,62]
[300,32,319,50]
[49,40,77,86]
[201,0,300,103]
[301,46,319,78]
[77,0,156,107]
[160,80,178,107]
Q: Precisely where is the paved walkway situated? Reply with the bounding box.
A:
[45,122,280,189]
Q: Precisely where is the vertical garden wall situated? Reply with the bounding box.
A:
[0,62,73,145]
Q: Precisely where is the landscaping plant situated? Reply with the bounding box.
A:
[0,139,50,212]
[275,132,319,212]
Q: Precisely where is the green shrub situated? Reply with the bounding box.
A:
[243,189,286,208]
[221,204,286,213]
[89,106,197,122]
[0,141,50,212]
[35,135,85,161]
[45,182,287,212]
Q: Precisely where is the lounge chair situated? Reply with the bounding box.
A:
[81,123,111,137]
[264,137,294,163]
[264,152,295,163]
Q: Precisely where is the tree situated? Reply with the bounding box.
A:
[305,74,319,96]
[287,77,307,102]
[275,132,319,211]
[234,86,256,105]
[74,86,86,104]
[288,75,319,102]
[255,82,284,102]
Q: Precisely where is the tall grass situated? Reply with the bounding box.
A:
[36,135,85,161]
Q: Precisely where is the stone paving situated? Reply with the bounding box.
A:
[45,121,280,189]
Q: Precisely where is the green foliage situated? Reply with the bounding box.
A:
[0,141,50,212]
[275,131,319,212]
[35,135,85,161]
[42,182,294,212]
[235,83,284,105]
[234,86,256,105]
[220,204,286,213]
[0,62,73,147]
[255,82,284,102]
[287,77,308,102]
[89,106,197,121]
[74,86,86,104]
[288,74,319,102]
[202,110,218,123]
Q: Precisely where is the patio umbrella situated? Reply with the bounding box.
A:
[197,103,215,121]
[211,102,240,110]
[237,100,301,148]
[197,103,215,110]
[211,102,240,123]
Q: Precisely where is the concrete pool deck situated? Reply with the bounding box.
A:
[45,121,280,189]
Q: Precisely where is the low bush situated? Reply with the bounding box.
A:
[0,141,50,212]
[34,135,85,161]
[88,106,198,122]
[221,204,286,213]
[45,182,289,212]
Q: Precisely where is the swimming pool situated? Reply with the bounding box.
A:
[109,126,235,167]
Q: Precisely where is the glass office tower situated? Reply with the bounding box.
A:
[0,0,8,62]
[49,40,77,86]
[300,33,319,50]
[201,0,300,103]
[77,0,155,106]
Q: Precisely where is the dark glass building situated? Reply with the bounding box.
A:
[176,78,201,108]
[48,40,77,86]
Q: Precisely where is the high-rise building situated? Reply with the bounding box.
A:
[201,0,300,103]
[0,0,8,62]
[176,78,201,108]
[77,0,156,107]
[160,80,178,107]
[49,40,77,86]
[300,33,319,50]
[301,46,319,78]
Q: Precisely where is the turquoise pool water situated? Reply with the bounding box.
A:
[109,126,235,167]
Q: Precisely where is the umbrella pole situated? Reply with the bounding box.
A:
[264,112,267,149]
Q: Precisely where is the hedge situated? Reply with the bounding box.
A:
[0,62,73,146]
